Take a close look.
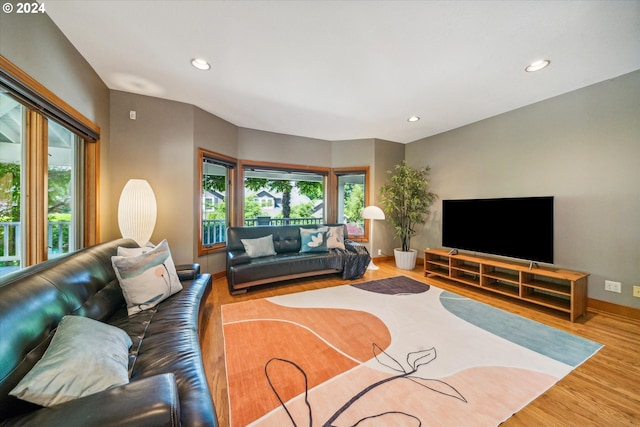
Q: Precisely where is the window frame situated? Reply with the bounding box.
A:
[198,148,237,256]
[239,160,330,227]
[0,55,99,267]
[331,166,370,242]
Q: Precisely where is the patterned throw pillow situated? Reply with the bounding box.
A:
[323,226,346,250]
[300,228,328,253]
[112,239,182,315]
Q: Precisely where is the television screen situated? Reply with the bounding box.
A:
[442,196,554,263]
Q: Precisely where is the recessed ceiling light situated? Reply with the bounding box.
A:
[191,58,211,71]
[407,116,420,123]
[525,59,550,72]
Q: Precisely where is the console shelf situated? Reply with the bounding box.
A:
[424,249,589,322]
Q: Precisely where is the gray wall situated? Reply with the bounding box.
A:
[238,128,332,165]
[110,92,239,273]
[0,5,113,240]
[109,91,195,263]
[374,139,405,257]
[193,107,238,273]
[406,70,640,308]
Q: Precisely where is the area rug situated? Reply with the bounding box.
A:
[221,276,603,427]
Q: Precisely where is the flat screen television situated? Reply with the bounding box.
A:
[442,196,554,264]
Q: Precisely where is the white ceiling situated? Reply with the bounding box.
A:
[44,1,640,144]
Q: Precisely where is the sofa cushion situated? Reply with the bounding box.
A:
[111,239,182,315]
[241,234,277,258]
[10,315,132,407]
[300,228,328,253]
[229,251,342,285]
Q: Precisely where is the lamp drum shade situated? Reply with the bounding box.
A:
[118,179,157,246]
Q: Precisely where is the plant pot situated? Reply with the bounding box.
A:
[394,248,417,270]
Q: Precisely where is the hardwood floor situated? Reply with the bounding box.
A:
[199,260,640,426]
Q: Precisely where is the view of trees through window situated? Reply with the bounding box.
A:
[0,92,80,276]
[201,158,232,250]
[243,169,324,225]
[337,171,367,238]
[47,119,79,257]
[0,92,22,273]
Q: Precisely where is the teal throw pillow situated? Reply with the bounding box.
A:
[300,228,328,253]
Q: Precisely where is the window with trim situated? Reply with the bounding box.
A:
[47,119,83,258]
[333,167,369,241]
[0,56,99,276]
[199,148,236,255]
[241,162,327,227]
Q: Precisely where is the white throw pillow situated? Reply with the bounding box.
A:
[326,226,346,250]
[10,315,132,407]
[112,239,182,315]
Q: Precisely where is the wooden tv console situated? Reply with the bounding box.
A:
[423,248,589,322]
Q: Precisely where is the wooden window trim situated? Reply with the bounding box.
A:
[198,148,237,256]
[331,166,370,242]
[0,55,100,141]
[1,55,100,262]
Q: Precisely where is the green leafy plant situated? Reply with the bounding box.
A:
[380,161,437,252]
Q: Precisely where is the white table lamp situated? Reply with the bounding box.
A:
[361,205,385,270]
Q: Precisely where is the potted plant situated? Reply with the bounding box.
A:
[380,161,437,270]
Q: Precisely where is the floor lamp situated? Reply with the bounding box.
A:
[361,205,385,270]
[118,179,157,246]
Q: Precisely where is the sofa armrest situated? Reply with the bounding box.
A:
[176,263,200,281]
[2,374,180,427]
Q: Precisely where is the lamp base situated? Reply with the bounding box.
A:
[367,260,379,270]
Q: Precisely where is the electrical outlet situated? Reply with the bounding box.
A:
[604,280,622,293]
[377,249,382,256]
[633,285,640,298]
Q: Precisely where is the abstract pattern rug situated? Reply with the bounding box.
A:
[221,276,603,427]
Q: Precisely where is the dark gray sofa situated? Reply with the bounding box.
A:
[0,239,216,427]
[226,224,370,294]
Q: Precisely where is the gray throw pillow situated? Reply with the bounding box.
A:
[10,315,132,407]
[241,234,277,258]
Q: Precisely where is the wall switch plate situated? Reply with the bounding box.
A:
[605,280,622,293]
[633,285,640,298]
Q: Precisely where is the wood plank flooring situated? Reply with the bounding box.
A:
[199,260,640,427]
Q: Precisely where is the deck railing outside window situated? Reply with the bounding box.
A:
[202,217,326,246]
[0,221,70,276]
